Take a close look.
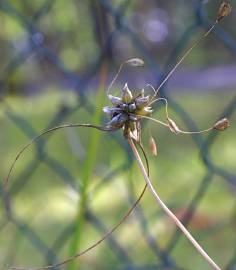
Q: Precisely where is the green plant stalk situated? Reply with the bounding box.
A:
[68,87,105,270]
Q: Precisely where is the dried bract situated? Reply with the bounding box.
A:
[149,136,157,156]
[217,2,231,22]
[213,117,230,131]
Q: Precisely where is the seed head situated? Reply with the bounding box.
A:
[104,83,153,140]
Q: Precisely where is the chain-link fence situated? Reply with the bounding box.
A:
[0,0,236,269]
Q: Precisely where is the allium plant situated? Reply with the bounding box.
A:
[3,2,231,270]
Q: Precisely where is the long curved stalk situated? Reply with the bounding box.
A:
[5,126,149,270]
[128,137,221,270]
[8,185,147,270]
[3,124,113,189]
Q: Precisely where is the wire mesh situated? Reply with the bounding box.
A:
[0,0,236,269]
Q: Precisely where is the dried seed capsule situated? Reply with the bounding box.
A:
[126,58,145,67]
[167,117,180,134]
[213,118,230,131]
[149,136,157,156]
[217,2,231,22]
[121,83,133,103]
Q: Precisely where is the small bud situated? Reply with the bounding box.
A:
[213,118,230,131]
[216,2,231,22]
[149,136,157,156]
[128,103,136,113]
[103,106,122,115]
[126,58,145,67]
[121,83,133,103]
[167,117,180,134]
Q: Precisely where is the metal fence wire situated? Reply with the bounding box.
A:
[0,0,236,269]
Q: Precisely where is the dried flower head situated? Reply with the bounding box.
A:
[104,82,153,141]
[216,2,231,22]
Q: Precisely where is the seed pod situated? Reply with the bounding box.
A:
[216,2,231,22]
[149,136,157,156]
[121,83,133,103]
[128,103,136,113]
[126,58,145,67]
[167,117,180,134]
[213,118,230,131]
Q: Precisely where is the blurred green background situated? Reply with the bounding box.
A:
[0,1,236,270]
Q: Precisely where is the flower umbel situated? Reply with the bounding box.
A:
[104,83,152,141]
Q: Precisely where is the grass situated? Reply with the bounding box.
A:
[1,88,235,270]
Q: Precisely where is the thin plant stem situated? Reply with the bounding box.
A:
[139,115,169,127]
[8,186,147,270]
[107,63,124,97]
[150,22,217,101]
[128,137,222,270]
[5,129,149,270]
[140,115,214,134]
[3,124,113,189]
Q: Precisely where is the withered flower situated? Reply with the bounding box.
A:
[104,83,153,141]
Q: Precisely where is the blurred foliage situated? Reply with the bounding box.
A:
[0,0,236,270]
[0,0,235,95]
[1,89,236,270]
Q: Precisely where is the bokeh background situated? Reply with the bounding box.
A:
[0,0,236,269]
